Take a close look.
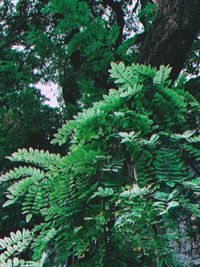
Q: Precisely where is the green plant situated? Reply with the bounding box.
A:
[1,63,200,266]
[0,38,64,240]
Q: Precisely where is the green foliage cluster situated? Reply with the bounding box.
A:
[0,37,62,172]
[1,0,199,117]
[1,0,145,117]
[0,88,61,170]
[0,23,64,240]
[1,63,200,266]
[28,0,125,112]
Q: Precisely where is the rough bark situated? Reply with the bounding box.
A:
[139,0,200,82]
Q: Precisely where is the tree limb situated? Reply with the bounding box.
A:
[139,0,200,82]
[102,0,125,47]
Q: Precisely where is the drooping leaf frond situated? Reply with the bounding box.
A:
[2,63,200,266]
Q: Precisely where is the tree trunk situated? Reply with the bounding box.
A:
[139,0,200,82]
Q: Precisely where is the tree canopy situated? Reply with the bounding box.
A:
[1,0,199,114]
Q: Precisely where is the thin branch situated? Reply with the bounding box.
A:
[102,0,125,47]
